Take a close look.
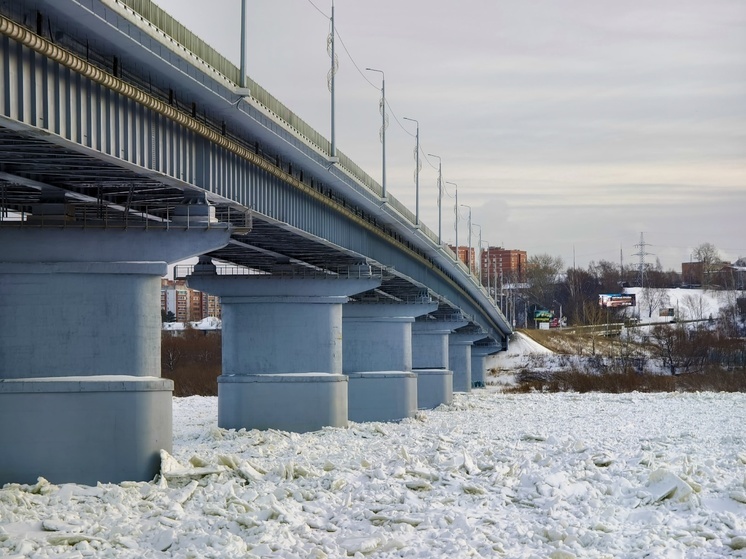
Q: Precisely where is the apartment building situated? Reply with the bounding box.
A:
[161,279,221,322]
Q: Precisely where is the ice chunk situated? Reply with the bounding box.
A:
[730,491,746,504]
[341,536,381,554]
[644,468,695,503]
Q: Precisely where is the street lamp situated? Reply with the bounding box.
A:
[235,0,251,97]
[480,240,490,295]
[445,181,458,264]
[460,204,472,273]
[403,117,419,226]
[240,0,247,88]
[427,153,442,244]
[329,1,338,161]
[472,223,482,281]
[366,67,386,199]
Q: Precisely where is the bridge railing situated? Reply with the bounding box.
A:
[118,0,445,248]
[114,1,494,307]
[174,264,386,280]
[0,203,250,231]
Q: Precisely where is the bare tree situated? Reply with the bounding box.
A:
[692,243,722,287]
[681,293,707,321]
[527,254,564,309]
[650,324,709,375]
[693,242,721,266]
[588,260,621,293]
[582,301,609,356]
[640,287,669,318]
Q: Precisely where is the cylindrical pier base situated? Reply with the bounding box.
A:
[218,374,349,432]
[0,376,173,486]
[346,371,418,423]
[413,368,453,409]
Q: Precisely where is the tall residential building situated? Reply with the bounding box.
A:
[161,279,221,322]
[447,245,477,274]
[480,247,527,285]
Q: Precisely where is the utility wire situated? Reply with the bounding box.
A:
[304,0,329,19]
[301,0,447,197]
[334,28,378,89]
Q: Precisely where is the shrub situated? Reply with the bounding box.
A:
[506,366,745,394]
[161,329,221,396]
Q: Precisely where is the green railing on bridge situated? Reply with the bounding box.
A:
[118,0,441,248]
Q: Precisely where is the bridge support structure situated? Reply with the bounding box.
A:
[187,265,380,433]
[0,225,230,486]
[342,301,437,422]
[471,342,502,388]
[449,331,489,393]
[411,318,468,409]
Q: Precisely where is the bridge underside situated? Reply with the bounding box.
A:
[0,0,511,339]
[0,124,459,315]
[0,0,513,485]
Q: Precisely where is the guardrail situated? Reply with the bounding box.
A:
[174,263,386,280]
[0,203,249,231]
[561,323,624,337]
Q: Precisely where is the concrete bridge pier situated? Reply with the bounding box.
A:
[411,318,468,409]
[449,330,490,393]
[342,301,438,422]
[471,341,503,388]
[187,266,380,432]
[0,225,231,486]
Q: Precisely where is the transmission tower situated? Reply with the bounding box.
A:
[632,232,654,289]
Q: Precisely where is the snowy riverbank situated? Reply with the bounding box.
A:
[2,391,746,558]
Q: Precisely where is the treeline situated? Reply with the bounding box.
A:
[161,327,221,396]
[520,242,745,328]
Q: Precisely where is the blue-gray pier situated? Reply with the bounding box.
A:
[0,0,511,485]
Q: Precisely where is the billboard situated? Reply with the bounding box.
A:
[534,309,553,322]
[598,294,636,308]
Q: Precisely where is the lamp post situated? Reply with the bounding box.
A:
[428,153,442,244]
[480,240,490,295]
[472,223,482,281]
[460,204,472,274]
[403,117,419,226]
[240,0,247,89]
[445,181,458,264]
[329,1,338,160]
[366,67,386,199]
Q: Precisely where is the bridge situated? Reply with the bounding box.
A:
[0,0,511,485]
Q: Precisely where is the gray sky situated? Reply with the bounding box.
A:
[152,0,745,272]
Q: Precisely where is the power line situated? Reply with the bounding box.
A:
[303,1,446,196]
[333,28,378,89]
[304,0,329,18]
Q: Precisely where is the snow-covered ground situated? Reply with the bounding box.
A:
[622,287,742,324]
[486,332,555,387]
[2,391,745,558]
[162,316,222,331]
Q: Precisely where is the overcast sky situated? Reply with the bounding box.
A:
[152,0,745,272]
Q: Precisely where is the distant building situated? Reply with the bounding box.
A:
[447,245,477,274]
[682,260,741,288]
[161,279,221,322]
[480,247,527,285]
[681,261,704,286]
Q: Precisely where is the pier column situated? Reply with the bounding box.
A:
[0,225,230,485]
[471,341,502,388]
[188,268,380,432]
[411,317,468,409]
[343,301,437,422]
[449,330,490,393]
